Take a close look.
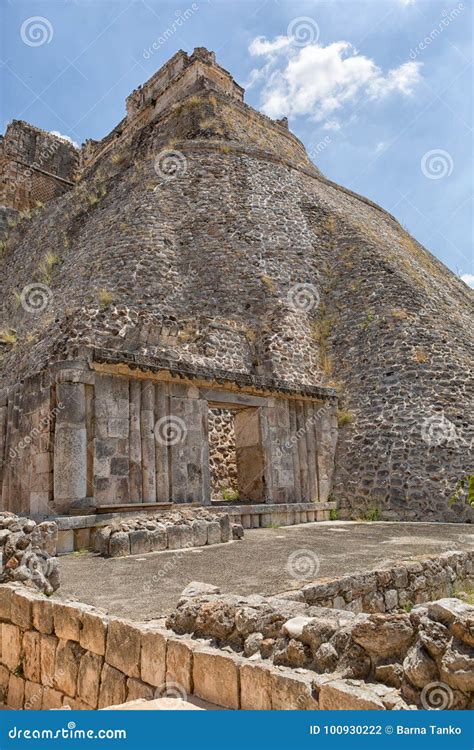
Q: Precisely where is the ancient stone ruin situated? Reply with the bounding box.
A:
[0,512,59,595]
[0,47,472,532]
[0,46,472,712]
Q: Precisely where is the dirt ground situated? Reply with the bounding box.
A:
[56,520,473,620]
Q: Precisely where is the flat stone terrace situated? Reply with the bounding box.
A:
[57,521,473,620]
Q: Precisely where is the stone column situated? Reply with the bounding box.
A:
[140,381,156,502]
[315,402,338,502]
[53,383,87,512]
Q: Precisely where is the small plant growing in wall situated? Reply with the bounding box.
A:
[337,410,354,427]
[449,475,474,509]
[0,329,17,345]
[97,288,115,311]
[362,507,380,522]
[413,348,429,364]
[329,508,339,521]
[38,252,59,284]
[220,486,239,502]
[360,310,375,330]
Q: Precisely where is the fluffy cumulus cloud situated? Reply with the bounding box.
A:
[460,273,474,288]
[51,131,80,149]
[248,36,422,125]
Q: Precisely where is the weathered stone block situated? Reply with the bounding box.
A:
[24,680,43,710]
[129,529,152,555]
[53,601,82,641]
[23,630,41,682]
[167,524,194,550]
[109,532,130,557]
[192,520,208,547]
[106,618,141,678]
[80,609,108,656]
[77,651,104,708]
[193,648,241,709]
[0,584,14,621]
[57,529,74,554]
[240,662,272,709]
[40,633,58,687]
[140,625,167,687]
[11,588,36,629]
[150,524,167,551]
[32,597,54,634]
[319,679,385,710]
[7,673,25,709]
[207,521,221,545]
[0,664,10,703]
[98,663,126,709]
[1,623,21,671]
[165,638,194,694]
[270,667,319,710]
[54,639,84,697]
[42,686,63,709]
[126,677,154,702]
[219,515,231,543]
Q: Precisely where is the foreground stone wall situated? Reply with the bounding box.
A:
[166,554,474,709]
[1,573,472,711]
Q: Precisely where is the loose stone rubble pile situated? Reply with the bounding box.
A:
[167,579,474,709]
[0,512,59,595]
[95,510,243,557]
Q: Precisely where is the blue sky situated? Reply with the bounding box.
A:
[1,0,472,284]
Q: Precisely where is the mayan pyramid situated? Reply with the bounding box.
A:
[0,47,472,523]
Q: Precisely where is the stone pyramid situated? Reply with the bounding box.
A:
[0,47,472,522]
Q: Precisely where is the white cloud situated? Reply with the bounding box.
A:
[249,35,292,56]
[399,0,416,6]
[460,273,474,288]
[248,37,422,124]
[51,130,79,149]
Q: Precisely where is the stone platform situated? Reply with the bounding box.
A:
[53,502,335,554]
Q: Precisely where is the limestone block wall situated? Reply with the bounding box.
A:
[0,362,337,516]
[0,121,78,212]
[0,583,320,711]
